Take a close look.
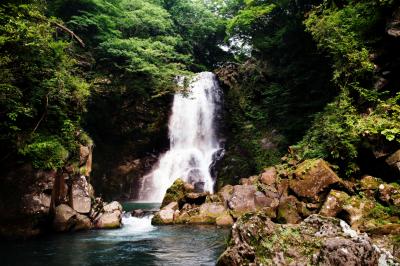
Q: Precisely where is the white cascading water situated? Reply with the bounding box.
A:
[139,72,222,202]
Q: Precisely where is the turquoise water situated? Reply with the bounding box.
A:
[0,203,229,266]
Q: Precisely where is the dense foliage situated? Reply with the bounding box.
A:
[0,1,90,170]
[1,0,399,195]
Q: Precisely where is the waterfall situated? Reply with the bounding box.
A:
[139,72,222,202]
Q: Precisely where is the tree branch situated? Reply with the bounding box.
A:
[51,21,85,48]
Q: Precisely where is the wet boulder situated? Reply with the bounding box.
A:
[290,159,341,203]
[95,201,122,229]
[152,209,175,225]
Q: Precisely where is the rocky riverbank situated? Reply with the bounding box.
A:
[153,156,400,264]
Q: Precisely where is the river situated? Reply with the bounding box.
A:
[0,202,229,266]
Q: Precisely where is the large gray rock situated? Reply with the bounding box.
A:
[228,185,257,218]
[72,175,91,214]
[53,204,77,232]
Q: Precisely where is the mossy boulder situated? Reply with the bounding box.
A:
[290,159,341,203]
[319,189,350,217]
[160,178,186,209]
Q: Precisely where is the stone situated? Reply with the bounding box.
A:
[194,181,205,192]
[239,178,250,185]
[260,167,277,186]
[162,201,178,211]
[199,203,226,218]
[254,191,279,210]
[79,145,90,166]
[277,195,302,224]
[132,209,145,218]
[181,192,208,206]
[152,209,175,225]
[75,213,92,231]
[160,178,186,208]
[218,214,394,266]
[184,182,195,192]
[53,204,77,232]
[359,175,380,191]
[290,159,341,202]
[216,214,234,226]
[218,185,233,207]
[103,201,122,213]
[378,183,400,207]
[21,193,51,215]
[319,190,350,217]
[95,201,122,229]
[95,212,122,229]
[72,175,91,214]
[386,149,400,172]
[228,185,257,218]
[342,196,375,228]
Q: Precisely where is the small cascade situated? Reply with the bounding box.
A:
[139,72,222,202]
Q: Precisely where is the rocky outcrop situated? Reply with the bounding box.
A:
[53,204,92,232]
[217,214,397,265]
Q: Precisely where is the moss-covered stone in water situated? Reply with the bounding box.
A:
[160,178,186,209]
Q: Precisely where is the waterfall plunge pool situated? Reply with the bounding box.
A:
[0,202,229,266]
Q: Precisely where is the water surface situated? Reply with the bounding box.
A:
[0,202,229,266]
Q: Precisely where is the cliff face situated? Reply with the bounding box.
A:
[0,142,122,239]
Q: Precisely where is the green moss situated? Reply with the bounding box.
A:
[160,178,185,208]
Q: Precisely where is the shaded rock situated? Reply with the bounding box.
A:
[75,213,92,231]
[290,159,341,203]
[194,181,205,192]
[53,204,77,232]
[277,195,302,224]
[387,8,400,38]
[342,196,375,228]
[79,145,90,166]
[72,175,91,214]
[218,185,233,207]
[260,167,277,186]
[21,193,51,215]
[379,183,400,207]
[181,192,208,206]
[386,149,400,173]
[160,179,186,208]
[254,191,279,209]
[367,224,400,235]
[132,209,145,218]
[228,185,257,218]
[218,214,396,265]
[320,190,350,217]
